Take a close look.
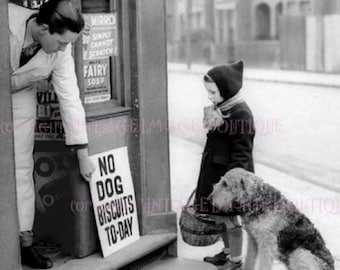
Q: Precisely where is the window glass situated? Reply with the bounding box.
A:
[9,0,126,112]
[81,0,121,106]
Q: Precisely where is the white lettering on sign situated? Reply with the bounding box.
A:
[90,14,116,26]
[37,91,58,104]
[87,77,105,86]
[93,32,112,41]
[89,48,115,59]
[84,63,108,78]
[90,39,114,49]
[89,147,140,258]
[83,58,111,104]
[83,13,117,60]
[84,94,111,104]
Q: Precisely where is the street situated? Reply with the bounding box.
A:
[166,68,340,269]
[168,69,340,191]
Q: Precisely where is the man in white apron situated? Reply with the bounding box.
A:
[9,1,95,268]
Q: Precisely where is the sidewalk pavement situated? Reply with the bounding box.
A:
[168,62,340,88]
[145,135,340,270]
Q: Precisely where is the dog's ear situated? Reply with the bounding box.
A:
[252,176,263,188]
[240,177,252,192]
[240,178,246,190]
[254,177,263,186]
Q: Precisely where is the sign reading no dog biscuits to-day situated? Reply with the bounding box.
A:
[89,147,139,257]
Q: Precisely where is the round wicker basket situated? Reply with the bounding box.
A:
[179,189,225,246]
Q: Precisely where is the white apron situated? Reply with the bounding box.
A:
[9,3,88,231]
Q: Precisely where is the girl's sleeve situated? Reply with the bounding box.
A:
[226,109,255,171]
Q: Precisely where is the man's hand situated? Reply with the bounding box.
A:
[77,148,96,182]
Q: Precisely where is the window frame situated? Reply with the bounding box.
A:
[75,0,131,121]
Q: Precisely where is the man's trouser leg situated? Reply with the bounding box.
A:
[12,89,37,245]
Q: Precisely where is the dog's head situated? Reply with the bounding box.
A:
[209,168,263,215]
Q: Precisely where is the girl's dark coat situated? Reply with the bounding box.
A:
[194,102,255,214]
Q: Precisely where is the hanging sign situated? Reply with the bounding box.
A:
[82,13,117,60]
[89,147,140,258]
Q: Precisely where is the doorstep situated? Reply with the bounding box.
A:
[23,233,177,270]
[143,257,216,270]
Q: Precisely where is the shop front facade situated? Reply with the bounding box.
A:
[0,0,177,269]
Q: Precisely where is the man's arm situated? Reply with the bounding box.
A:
[52,44,95,181]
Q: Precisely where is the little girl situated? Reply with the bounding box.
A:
[194,60,255,270]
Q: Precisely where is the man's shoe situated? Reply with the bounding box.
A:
[220,259,242,270]
[21,246,53,269]
[203,251,230,266]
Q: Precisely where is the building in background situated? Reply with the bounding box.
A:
[167,0,340,72]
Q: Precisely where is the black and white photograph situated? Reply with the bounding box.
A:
[0,0,339,269]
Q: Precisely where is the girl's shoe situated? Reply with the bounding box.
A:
[203,251,230,266]
[219,259,242,270]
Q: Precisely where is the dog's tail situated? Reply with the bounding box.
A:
[316,246,334,270]
[307,227,334,270]
[278,215,334,269]
[303,228,334,270]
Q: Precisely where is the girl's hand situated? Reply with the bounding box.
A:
[203,105,224,130]
[77,148,96,182]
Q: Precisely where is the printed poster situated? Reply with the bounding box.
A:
[82,13,117,60]
[89,147,140,257]
[84,58,111,104]
[82,13,116,104]
[35,80,65,141]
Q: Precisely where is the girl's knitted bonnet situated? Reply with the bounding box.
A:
[203,60,245,130]
[207,60,244,100]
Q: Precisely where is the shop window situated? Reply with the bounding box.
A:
[255,3,271,40]
[81,0,129,119]
[196,12,203,28]
[216,9,226,43]
[300,1,311,15]
[10,0,130,118]
[82,0,109,13]
[179,14,186,41]
[287,1,298,15]
[275,2,283,39]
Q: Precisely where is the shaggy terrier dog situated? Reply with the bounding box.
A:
[209,168,334,270]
